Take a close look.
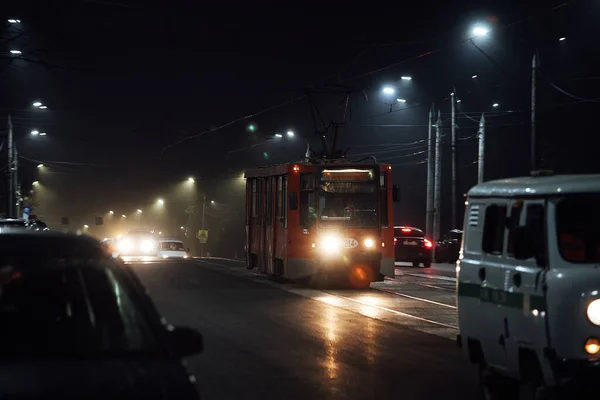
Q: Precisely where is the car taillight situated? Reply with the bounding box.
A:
[394,237,397,246]
[424,239,433,248]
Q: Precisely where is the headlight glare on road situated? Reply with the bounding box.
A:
[364,238,375,248]
[587,299,600,326]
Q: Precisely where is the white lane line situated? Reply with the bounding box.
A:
[373,287,457,309]
[195,259,458,332]
[317,290,458,330]
[398,272,457,282]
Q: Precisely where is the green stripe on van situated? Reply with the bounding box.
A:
[458,282,547,312]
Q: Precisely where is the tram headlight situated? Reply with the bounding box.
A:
[587,299,600,326]
[364,238,375,248]
[319,234,342,254]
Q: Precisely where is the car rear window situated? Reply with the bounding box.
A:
[394,228,424,237]
[160,242,185,251]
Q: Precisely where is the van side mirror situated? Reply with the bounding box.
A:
[392,185,400,202]
[512,227,535,260]
[289,192,298,210]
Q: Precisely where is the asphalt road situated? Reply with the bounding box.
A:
[131,259,479,400]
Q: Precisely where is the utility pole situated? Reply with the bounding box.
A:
[425,105,434,239]
[14,146,19,217]
[433,110,442,243]
[200,195,206,257]
[477,113,486,184]
[530,52,538,171]
[7,115,15,218]
[450,88,457,229]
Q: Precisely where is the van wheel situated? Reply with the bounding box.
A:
[479,365,518,400]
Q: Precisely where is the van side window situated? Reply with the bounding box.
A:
[482,204,507,255]
[506,204,523,257]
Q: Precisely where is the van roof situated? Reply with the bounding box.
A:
[468,174,600,198]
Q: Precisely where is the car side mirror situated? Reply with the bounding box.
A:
[392,185,400,202]
[512,227,536,261]
[169,326,203,357]
[289,192,298,210]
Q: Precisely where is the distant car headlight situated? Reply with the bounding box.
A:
[118,239,133,253]
[587,299,600,326]
[319,234,342,254]
[140,239,156,253]
[364,238,375,248]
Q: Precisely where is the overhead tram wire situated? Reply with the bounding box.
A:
[158,3,574,155]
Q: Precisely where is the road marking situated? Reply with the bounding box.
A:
[193,259,458,339]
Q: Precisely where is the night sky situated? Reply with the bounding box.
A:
[1,0,598,255]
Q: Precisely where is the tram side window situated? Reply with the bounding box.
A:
[506,203,523,257]
[482,204,507,255]
[300,174,316,228]
[251,179,257,218]
[380,173,388,227]
[266,177,273,226]
[276,176,282,219]
[257,179,264,226]
[283,175,288,228]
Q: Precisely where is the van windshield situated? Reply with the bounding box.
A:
[556,194,600,263]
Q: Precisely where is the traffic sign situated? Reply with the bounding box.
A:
[22,206,31,220]
[197,229,208,243]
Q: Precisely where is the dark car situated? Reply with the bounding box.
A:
[393,226,433,268]
[434,229,463,263]
[0,218,49,231]
[0,231,202,399]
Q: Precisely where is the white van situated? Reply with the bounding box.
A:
[158,239,188,259]
[456,172,600,398]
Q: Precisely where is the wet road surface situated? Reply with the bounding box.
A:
[131,259,478,400]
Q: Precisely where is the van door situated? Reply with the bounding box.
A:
[507,200,549,379]
[478,200,512,373]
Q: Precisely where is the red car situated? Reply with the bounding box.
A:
[393,226,433,268]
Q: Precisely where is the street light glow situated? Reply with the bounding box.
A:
[121,214,127,218]
[180,226,185,230]
[559,37,566,41]
[109,210,114,214]
[210,200,215,204]
[492,103,499,107]
[31,130,39,135]
[287,130,294,137]
[472,26,489,37]
[32,102,42,107]
[472,75,478,79]
[457,99,462,103]
[401,76,412,81]
[32,181,39,185]
[396,99,406,103]
[188,177,195,183]
[137,209,142,213]
[39,132,47,136]
[8,19,21,24]
[37,164,43,168]
[157,198,164,205]
[9,50,22,55]
[39,105,48,109]
[382,87,395,95]
[274,133,283,138]
[84,225,89,229]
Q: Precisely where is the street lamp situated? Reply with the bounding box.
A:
[121,214,127,218]
[274,133,283,138]
[109,210,114,215]
[137,209,142,213]
[396,98,407,103]
[39,132,47,136]
[37,164,43,168]
[7,19,21,24]
[32,181,39,186]
[157,198,164,206]
[287,130,294,137]
[9,50,22,55]
[83,225,89,229]
[401,76,412,81]
[32,102,42,107]
[39,106,47,109]
[472,25,489,37]
[559,37,566,41]
[472,75,478,79]
[382,87,395,95]
[492,103,499,107]
[188,177,195,183]
[210,200,215,204]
